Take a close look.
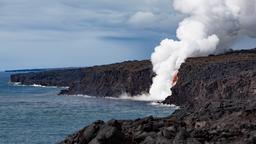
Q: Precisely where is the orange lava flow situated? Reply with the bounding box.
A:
[172,71,178,86]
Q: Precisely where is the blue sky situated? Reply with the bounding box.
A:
[0,0,255,71]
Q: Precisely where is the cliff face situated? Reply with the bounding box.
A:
[163,49,256,105]
[59,49,256,144]
[60,60,153,96]
[10,69,84,87]
[10,60,153,97]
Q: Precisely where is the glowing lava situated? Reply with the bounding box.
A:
[172,71,178,86]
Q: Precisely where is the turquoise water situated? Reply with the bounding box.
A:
[0,72,174,144]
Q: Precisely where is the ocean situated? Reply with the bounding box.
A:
[0,72,174,144]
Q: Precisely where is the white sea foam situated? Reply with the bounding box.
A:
[119,93,163,101]
[74,94,96,98]
[10,82,69,89]
[31,84,47,88]
[60,93,179,109]
[149,102,180,109]
[11,82,21,86]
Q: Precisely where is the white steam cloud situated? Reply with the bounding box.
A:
[148,0,256,101]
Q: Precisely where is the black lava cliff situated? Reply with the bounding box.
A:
[163,49,256,105]
[59,49,256,144]
[10,60,153,97]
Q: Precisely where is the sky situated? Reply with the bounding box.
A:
[0,0,255,71]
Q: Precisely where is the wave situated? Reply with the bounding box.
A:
[66,94,122,100]
[31,84,48,88]
[54,93,179,108]
[11,82,21,86]
[71,94,97,99]
[10,82,69,89]
[118,93,180,108]
[66,93,168,102]
[149,102,180,109]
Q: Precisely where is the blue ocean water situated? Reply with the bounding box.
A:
[0,72,174,144]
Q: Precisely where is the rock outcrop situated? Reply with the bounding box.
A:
[59,48,256,144]
[10,60,153,97]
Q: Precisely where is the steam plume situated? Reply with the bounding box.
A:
[149,0,256,100]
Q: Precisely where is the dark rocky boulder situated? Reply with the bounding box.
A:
[59,48,256,144]
[10,60,153,97]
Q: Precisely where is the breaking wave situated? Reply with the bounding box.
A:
[10,82,69,89]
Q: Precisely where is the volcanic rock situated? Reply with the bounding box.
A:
[10,60,153,97]
[59,48,256,144]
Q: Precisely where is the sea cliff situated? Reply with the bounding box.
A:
[10,60,153,97]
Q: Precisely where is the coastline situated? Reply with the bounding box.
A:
[10,60,153,97]
[7,48,256,143]
[59,48,256,144]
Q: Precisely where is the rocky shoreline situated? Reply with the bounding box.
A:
[10,60,153,97]
[59,49,256,144]
[59,100,256,144]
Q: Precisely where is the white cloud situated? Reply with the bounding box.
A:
[128,11,157,27]
[0,0,182,70]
